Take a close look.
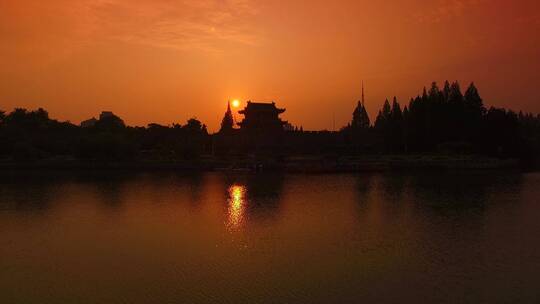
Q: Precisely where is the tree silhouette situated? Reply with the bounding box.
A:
[464,82,484,114]
[375,99,391,131]
[403,105,410,152]
[185,118,207,134]
[463,82,486,143]
[483,107,521,156]
[390,97,404,151]
[94,112,125,131]
[374,97,405,152]
[442,80,451,102]
[1,80,539,164]
[391,97,403,122]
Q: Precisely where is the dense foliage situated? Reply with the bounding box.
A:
[344,81,540,161]
[0,108,209,161]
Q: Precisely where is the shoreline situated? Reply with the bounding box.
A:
[0,155,526,173]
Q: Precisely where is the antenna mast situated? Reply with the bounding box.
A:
[362,80,365,106]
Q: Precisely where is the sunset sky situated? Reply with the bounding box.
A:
[1,0,539,131]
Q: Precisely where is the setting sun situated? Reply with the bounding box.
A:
[232,100,240,108]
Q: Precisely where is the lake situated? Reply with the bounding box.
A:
[1,171,539,303]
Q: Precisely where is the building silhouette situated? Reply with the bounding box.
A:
[351,82,370,130]
[213,101,288,154]
[219,100,235,134]
[238,101,287,133]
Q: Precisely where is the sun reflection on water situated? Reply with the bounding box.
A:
[227,185,247,230]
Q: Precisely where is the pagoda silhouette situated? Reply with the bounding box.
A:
[237,101,287,132]
[214,101,288,154]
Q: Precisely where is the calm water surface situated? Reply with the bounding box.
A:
[1,171,539,303]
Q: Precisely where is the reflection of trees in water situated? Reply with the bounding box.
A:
[354,173,410,224]
[179,173,205,207]
[0,171,137,212]
[135,172,206,208]
[88,174,131,209]
[354,173,374,199]
[0,171,212,214]
[80,171,209,210]
[355,172,524,216]
[376,173,409,200]
[0,173,57,212]
[405,172,523,215]
[354,173,409,208]
[351,172,527,277]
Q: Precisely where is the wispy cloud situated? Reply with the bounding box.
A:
[81,0,262,52]
[0,0,262,56]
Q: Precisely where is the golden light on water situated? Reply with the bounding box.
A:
[227,184,246,230]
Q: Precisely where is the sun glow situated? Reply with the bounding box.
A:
[232,99,240,108]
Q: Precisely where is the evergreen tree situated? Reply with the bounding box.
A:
[442,80,451,102]
[375,99,396,152]
[403,105,410,152]
[390,97,404,151]
[375,110,383,129]
[448,81,463,104]
[219,101,234,133]
[391,97,403,122]
[375,99,392,130]
[447,81,465,141]
[428,82,441,102]
[464,82,485,116]
[422,87,428,101]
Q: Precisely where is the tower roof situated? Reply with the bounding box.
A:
[239,101,285,114]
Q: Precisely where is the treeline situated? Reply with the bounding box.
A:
[0,108,210,161]
[1,81,539,163]
[344,81,540,161]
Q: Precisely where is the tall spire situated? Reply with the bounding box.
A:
[351,81,370,130]
[361,81,365,106]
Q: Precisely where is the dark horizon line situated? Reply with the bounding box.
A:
[2,80,540,132]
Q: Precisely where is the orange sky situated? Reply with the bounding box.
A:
[1,0,539,131]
